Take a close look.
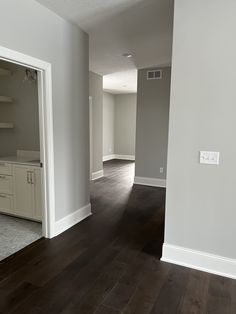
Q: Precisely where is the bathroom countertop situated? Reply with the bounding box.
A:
[0,156,41,167]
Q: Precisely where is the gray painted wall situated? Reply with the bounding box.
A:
[0,60,40,156]
[89,71,103,174]
[103,92,115,157]
[0,0,89,221]
[164,0,236,259]
[135,67,171,180]
[114,94,137,156]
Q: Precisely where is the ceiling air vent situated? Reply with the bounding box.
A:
[147,69,162,80]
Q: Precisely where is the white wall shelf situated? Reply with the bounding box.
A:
[0,96,13,103]
[0,68,11,76]
[0,123,14,129]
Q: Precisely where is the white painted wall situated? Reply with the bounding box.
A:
[0,0,89,221]
[103,92,137,159]
[0,60,40,156]
[103,92,115,156]
[114,94,137,157]
[163,0,236,277]
[89,71,103,174]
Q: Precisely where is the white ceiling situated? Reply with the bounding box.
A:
[37,0,174,93]
[103,69,137,94]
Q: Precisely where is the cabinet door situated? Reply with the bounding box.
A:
[0,175,13,194]
[0,163,12,175]
[13,165,34,219]
[32,168,42,221]
[0,193,14,214]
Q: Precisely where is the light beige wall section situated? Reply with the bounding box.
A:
[164,0,236,260]
[89,71,103,173]
[135,66,171,180]
[0,61,40,156]
[114,94,137,156]
[0,0,89,221]
[103,92,115,157]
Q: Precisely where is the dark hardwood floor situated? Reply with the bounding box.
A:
[0,160,235,313]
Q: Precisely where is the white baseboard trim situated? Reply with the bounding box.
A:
[103,154,116,161]
[92,170,104,180]
[54,203,92,237]
[103,154,135,162]
[161,243,236,280]
[134,176,166,188]
[115,154,135,161]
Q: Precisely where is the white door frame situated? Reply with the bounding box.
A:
[0,46,55,238]
[89,96,93,180]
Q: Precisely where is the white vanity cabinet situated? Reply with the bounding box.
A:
[33,168,42,221]
[0,193,14,215]
[0,172,13,195]
[0,163,13,214]
[0,162,42,221]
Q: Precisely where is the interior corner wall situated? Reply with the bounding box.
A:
[164,0,236,265]
[0,0,90,221]
[103,92,115,157]
[114,94,137,157]
[0,60,40,156]
[135,67,171,180]
[89,71,103,174]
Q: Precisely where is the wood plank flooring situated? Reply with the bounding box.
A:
[0,160,235,313]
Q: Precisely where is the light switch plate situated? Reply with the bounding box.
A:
[200,151,220,165]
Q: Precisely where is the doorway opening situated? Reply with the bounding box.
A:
[102,91,137,182]
[89,71,137,183]
[0,46,55,261]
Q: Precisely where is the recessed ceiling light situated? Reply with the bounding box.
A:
[122,53,133,58]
